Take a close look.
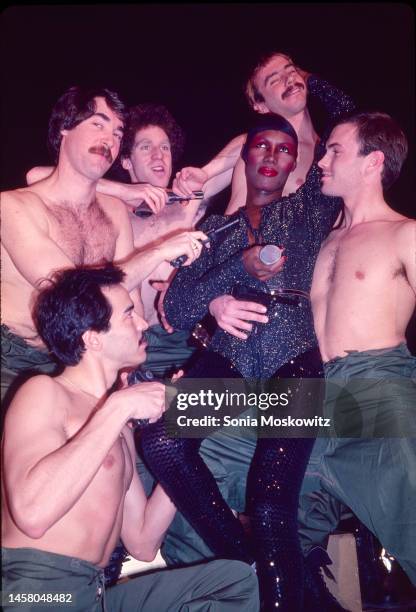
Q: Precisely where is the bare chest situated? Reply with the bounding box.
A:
[316,227,400,288]
[130,205,188,249]
[48,203,117,265]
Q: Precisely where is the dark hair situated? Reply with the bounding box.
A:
[120,104,185,166]
[245,51,293,109]
[33,265,125,366]
[338,112,408,190]
[47,86,126,162]
[241,114,298,162]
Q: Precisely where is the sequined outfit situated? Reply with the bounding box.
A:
[141,76,355,611]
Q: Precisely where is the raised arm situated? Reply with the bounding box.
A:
[2,377,166,539]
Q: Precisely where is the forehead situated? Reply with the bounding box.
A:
[102,284,132,315]
[134,124,170,144]
[327,123,359,147]
[92,97,124,129]
[256,54,291,83]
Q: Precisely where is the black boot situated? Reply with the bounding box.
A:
[304,547,351,612]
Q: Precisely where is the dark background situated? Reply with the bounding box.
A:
[1,2,415,344]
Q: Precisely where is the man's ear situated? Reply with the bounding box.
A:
[82,329,102,352]
[253,101,270,115]
[60,129,69,137]
[366,150,384,176]
[121,157,132,171]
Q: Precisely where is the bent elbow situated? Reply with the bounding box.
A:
[10,501,50,539]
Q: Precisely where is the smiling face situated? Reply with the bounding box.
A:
[100,285,148,368]
[60,97,124,180]
[252,54,307,118]
[245,129,297,201]
[318,123,365,199]
[122,125,172,187]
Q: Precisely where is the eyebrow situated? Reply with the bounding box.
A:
[264,63,293,87]
[327,142,342,150]
[92,112,124,133]
[124,304,134,314]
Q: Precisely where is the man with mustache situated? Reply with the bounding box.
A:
[1,86,207,412]
[2,264,259,612]
[174,51,352,213]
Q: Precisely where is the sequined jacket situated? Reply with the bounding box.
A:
[164,75,355,377]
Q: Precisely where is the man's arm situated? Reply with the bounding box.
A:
[120,429,176,561]
[173,134,246,199]
[2,377,166,538]
[26,166,168,214]
[398,219,416,292]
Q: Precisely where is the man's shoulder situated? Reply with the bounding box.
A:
[98,193,129,221]
[6,375,67,423]
[1,185,50,212]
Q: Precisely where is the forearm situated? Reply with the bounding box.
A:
[120,247,165,291]
[165,252,251,329]
[202,134,246,181]
[96,177,133,200]
[308,74,355,120]
[126,485,176,560]
[14,397,130,537]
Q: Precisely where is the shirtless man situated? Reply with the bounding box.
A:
[1,264,259,611]
[1,86,207,407]
[299,111,416,584]
[174,52,352,213]
[26,103,209,375]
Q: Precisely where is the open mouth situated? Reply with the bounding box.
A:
[282,83,304,100]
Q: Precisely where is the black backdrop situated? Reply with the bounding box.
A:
[1,2,415,343]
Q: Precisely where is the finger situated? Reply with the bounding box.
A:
[226,317,253,332]
[236,310,268,324]
[223,324,249,340]
[236,300,268,314]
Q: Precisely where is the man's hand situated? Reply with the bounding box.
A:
[173,167,208,197]
[120,183,168,214]
[115,381,166,424]
[157,230,209,267]
[242,245,286,281]
[209,295,268,340]
[151,280,174,333]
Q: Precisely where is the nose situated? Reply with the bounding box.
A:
[133,311,149,332]
[318,154,328,170]
[101,127,116,150]
[150,145,163,160]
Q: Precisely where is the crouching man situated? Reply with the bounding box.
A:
[1,265,259,611]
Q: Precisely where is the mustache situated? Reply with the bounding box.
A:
[89,145,113,163]
[282,81,304,100]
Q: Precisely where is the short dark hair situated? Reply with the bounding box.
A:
[47,86,126,163]
[245,51,293,109]
[120,104,185,166]
[241,114,298,162]
[338,112,408,189]
[34,265,125,366]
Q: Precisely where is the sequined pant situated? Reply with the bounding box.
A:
[141,348,321,611]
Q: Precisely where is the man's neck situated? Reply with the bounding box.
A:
[286,108,318,144]
[46,163,98,206]
[60,359,117,401]
[342,185,391,227]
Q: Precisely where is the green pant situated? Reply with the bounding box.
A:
[1,325,57,417]
[142,324,196,376]
[1,547,258,612]
[298,344,416,584]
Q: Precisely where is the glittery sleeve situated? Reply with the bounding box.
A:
[307,74,356,121]
[164,214,251,330]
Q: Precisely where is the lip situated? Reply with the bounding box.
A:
[282,83,304,99]
[259,166,278,177]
